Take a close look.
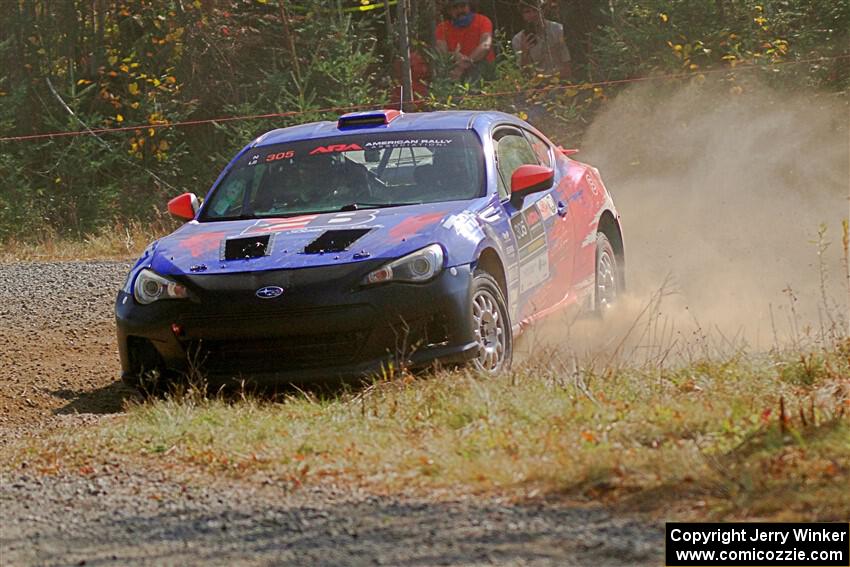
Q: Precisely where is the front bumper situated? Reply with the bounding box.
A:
[116,261,477,384]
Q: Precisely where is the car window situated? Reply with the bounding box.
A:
[201,130,484,221]
[494,130,538,199]
[525,130,552,168]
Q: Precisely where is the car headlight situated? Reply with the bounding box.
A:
[363,244,445,285]
[133,269,189,305]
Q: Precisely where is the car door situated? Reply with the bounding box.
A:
[521,128,578,314]
[493,126,574,321]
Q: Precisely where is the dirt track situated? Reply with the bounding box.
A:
[0,261,661,566]
[0,261,135,437]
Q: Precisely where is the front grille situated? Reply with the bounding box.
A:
[186,330,369,375]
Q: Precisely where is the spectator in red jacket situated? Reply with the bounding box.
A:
[435,0,495,83]
[389,50,430,110]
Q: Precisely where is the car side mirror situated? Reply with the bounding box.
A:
[167,192,200,221]
[510,165,554,208]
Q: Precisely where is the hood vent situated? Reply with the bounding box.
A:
[304,229,371,254]
[223,234,271,260]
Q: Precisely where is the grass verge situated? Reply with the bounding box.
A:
[8,340,848,521]
[0,217,175,262]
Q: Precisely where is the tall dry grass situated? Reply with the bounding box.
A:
[0,215,176,263]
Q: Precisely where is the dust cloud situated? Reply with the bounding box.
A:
[526,78,849,360]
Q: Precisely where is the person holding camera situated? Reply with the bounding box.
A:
[512,0,572,79]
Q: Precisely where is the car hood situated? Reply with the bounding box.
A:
[148,201,482,276]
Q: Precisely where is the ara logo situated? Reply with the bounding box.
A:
[255,286,284,299]
[309,143,363,155]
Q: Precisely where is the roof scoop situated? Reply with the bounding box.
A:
[337,110,402,129]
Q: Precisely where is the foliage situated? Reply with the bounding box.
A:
[0,0,846,241]
[592,0,850,89]
[0,0,385,241]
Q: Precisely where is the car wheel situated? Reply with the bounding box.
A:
[470,270,512,374]
[594,232,619,314]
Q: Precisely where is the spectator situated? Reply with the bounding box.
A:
[512,1,572,79]
[390,50,430,109]
[435,0,495,83]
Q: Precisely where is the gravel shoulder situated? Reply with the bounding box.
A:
[0,261,662,566]
[1,469,661,566]
[0,261,136,434]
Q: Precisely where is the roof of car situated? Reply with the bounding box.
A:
[252,110,524,147]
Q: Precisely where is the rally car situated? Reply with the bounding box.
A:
[116,109,624,388]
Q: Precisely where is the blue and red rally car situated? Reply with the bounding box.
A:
[116,109,624,388]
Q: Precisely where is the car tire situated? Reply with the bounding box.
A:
[470,269,512,374]
[594,232,619,314]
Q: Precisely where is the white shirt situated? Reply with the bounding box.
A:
[512,20,571,75]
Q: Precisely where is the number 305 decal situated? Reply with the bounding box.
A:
[266,150,295,162]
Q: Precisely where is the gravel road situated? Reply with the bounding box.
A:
[0,261,663,566]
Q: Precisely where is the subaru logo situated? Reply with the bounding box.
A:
[255,286,284,299]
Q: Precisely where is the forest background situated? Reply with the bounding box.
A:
[0,0,847,244]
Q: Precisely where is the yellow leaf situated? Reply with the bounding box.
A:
[149,128,156,137]
[152,78,161,87]
[108,55,118,66]
[116,114,124,123]
[518,111,528,120]
[131,102,140,109]
[128,83,139,95]
[689,63,699,70]
[166,76,177,84]
[159,140,169,151]
[120,64,129,73]
[659,13,668,23]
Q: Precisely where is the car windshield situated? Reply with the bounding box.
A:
[200,129,484,221]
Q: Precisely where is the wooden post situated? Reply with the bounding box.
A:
[397,0,413,111]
